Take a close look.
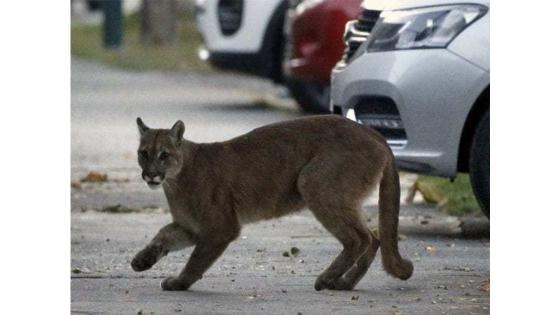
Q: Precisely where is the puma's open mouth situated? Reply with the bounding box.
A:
[142,174,164,190]
[147,181,161,189]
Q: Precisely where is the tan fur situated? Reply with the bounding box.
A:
[130,115,413,291]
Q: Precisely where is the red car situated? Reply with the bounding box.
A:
[283,0,362,113]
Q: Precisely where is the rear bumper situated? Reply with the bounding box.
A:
[200,47,271,78]
[195,0,281,52]
[284,0,361,82]
[331,49,489,177]
[195,0,286,81]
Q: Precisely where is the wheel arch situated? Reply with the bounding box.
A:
[457,85,490,173]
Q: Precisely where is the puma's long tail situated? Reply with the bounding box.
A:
[378,158,414,280]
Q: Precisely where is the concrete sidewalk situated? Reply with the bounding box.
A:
[71,209,489,315]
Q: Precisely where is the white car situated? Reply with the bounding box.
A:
[331,0,490,216]
[194,0,287,83]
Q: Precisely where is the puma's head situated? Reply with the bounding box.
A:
[136,118,185,189]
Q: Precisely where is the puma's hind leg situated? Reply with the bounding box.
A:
[308,207,374,291]
[131,222,195,272]
[332,230,380,290]
[297,154,381,291]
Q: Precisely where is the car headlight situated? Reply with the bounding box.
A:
[366,4,487,52]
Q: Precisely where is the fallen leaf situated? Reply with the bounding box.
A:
[81,171,108,183]
[100,205,137,213]
[97,205,163,213]
[416,181,446,204]
[479,279,490,292]
[112,178,130,183]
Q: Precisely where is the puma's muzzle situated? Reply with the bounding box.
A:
[142,174,164,189]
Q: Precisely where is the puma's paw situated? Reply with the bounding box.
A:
[314,276,335,291]
[332,277,355,291]
[161,277,189,291]
[131,245,161,272]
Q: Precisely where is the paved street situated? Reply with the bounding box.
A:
[71,58,489,314]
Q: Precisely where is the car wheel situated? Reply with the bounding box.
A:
[285,79,331,114]
[469,110,490,218]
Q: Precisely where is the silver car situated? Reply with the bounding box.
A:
[331,0,490,216]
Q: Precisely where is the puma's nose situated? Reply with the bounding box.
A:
[142,171,158,182]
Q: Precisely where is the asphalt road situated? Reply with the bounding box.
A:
[71,58,489,314]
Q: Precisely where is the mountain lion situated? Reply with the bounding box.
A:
[131,116,413,291]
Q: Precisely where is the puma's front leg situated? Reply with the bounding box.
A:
[131,222,195,272]
[161,227,239,291]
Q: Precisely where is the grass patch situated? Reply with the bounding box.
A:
[416,174,481,216]
[71,12,211,72]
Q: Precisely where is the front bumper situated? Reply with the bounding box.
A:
[331,49,489,177]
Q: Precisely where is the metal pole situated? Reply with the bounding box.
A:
[103,0,123,49]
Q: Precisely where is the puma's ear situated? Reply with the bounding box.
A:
[170,120,185,145]
[137,117,150,136]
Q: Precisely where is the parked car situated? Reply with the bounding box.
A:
[194,0,288,84]
[194,0,359,113]
[331,0,490,217]
[283,0,362,113]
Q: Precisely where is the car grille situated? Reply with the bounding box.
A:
[337,8,380,67]
[354,8,380,32]
[218,0,244,36]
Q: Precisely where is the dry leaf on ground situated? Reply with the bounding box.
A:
[479,279,490,292]
[81,171,108,183]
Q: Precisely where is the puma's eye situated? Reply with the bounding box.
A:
[138,150,149,159]
[159,151,170,161]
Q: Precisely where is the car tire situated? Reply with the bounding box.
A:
[285,79,331,114]
[469,110,490,218]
